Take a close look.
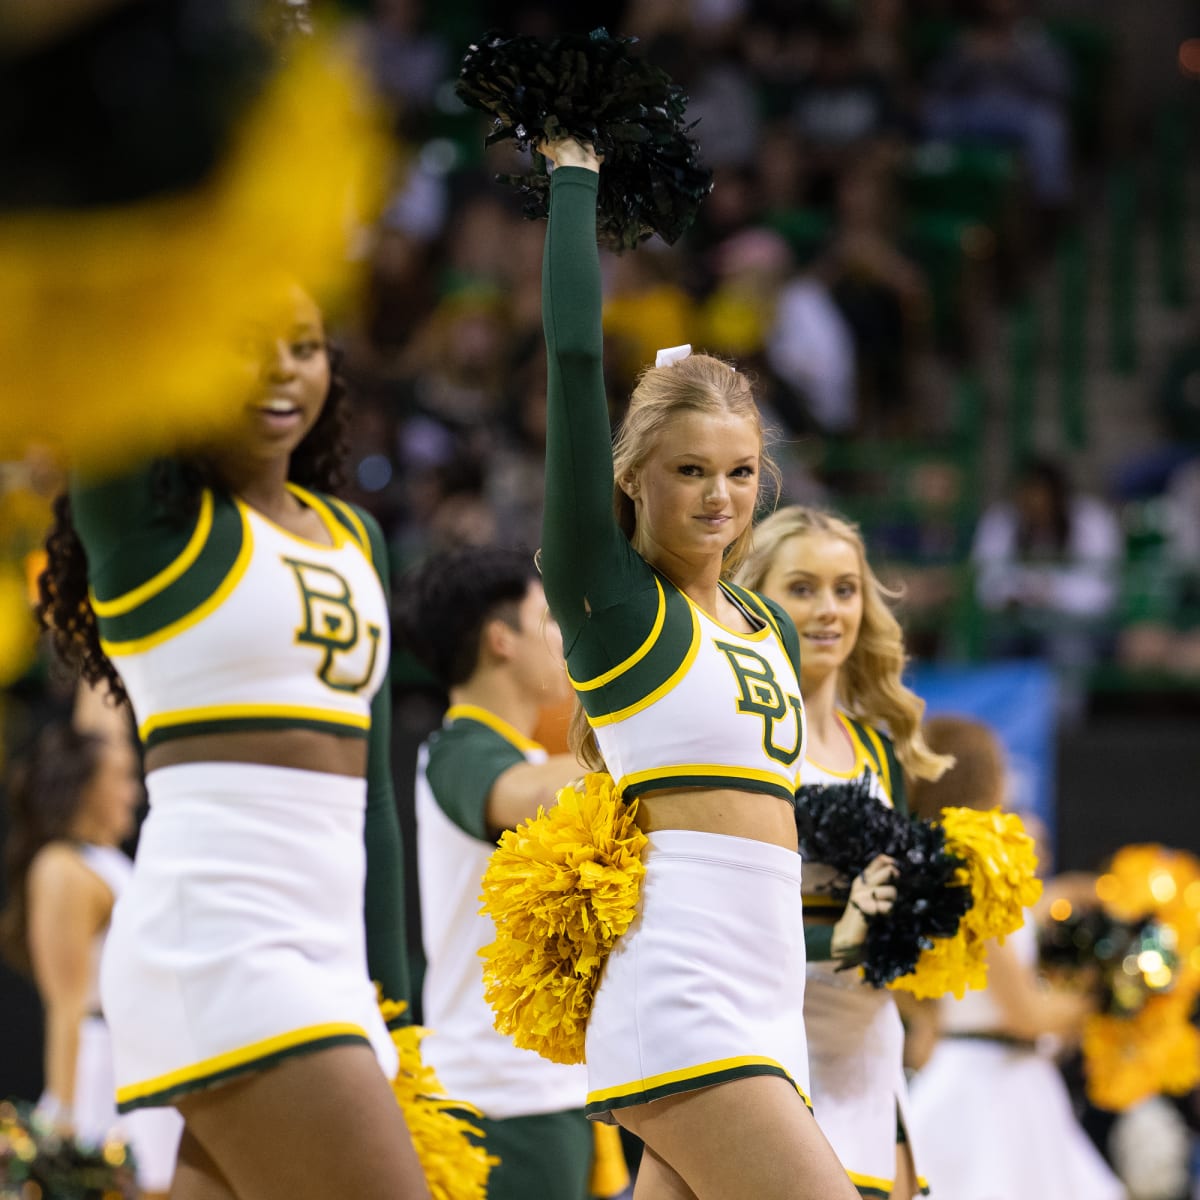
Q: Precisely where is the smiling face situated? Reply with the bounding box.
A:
[622,409,761,570]
[228,284,331,469]
[759,532,864,689]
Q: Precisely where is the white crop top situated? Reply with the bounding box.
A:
[97,485,389,748]
[585,582,806,805]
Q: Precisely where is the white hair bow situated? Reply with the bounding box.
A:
[655,344,692,368]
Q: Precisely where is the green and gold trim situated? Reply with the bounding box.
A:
[583,598,701,727]
[99,498,253,656]
[568,573,700,723]
[617,764,797,805]
[682,584,772,642]
[91,489,215,617]
[324,494,372,560]
[115,1022,371,1112]
[569,576,666,691]
[585,1056,809,1120]
[138,702,371,749]
[445,703,544,754]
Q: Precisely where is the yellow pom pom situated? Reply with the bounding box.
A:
[891,807,1043,1000]
[380,998,498,1200]
[1081,844,1200,1111]
[479,772,647,1065]
[1083,991,1200,1112]
[0,33,391,471]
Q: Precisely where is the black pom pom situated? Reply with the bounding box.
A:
[796,773,971,987]
[455,28,712,249]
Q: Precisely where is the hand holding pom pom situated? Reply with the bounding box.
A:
[456,28,712,249]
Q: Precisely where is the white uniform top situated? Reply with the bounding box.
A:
[588,584,806,804]
[98,485,389,748]
[416,708,588,1120]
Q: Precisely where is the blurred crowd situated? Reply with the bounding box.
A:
[2,0,1199,720]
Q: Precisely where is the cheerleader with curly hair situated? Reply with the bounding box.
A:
[37,283,428,1199]
[737,506,954,1199]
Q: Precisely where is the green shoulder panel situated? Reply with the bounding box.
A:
[569,571,701,723]
[96,489,248,654]
[845,717,907,815]
[424,719,527,843]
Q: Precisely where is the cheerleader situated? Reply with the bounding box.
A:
[905,716,1125,1200]
[536,137,859,1199]
[737,506,954,1199]
[36,283,429,1199]
[1,723,183,1197]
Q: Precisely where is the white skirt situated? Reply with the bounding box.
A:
[805,964,925,1198]
[908,1036,1125,1200]
[71,1016,184,1191]
[101,762,398,1112]
[584,830,810,1123]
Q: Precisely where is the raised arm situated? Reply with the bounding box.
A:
[539,148,640,645]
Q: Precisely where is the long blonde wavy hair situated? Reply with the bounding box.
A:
[736,506,953,783]
[569,352,780,772]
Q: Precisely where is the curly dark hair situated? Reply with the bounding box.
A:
[36,353,351,706]
[0,723,107,975]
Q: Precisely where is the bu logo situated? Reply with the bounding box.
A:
[283,557,381,693]
[714,641,804,766]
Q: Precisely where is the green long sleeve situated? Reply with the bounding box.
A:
[540,166,659,655]
[359,508,411,1020]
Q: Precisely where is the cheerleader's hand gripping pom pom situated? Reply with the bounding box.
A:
[889,806,1043,1000]
[796,774,971,987]
[378,997,498,1199]
[478,772,647,1064]
[455,28,712,249]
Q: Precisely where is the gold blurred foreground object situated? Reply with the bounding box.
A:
[0,34,390,471]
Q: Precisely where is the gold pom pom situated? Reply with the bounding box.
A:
[891,806,1043,1000]
[379,998,497,1200]
[479,772,647,1065]
[1081,844,1200,1110]
[0,34,391,471]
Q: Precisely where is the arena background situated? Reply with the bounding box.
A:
[1,0,1197,1130]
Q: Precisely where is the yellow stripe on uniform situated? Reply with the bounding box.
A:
[138,702,372,742]
[860,724,893,800]
[586,1055,807,1106]
[569,577,666,690]
[682,587,771,641]
[100,509,255,657]
[445,704,543,753]
[324,494,372,560]
[90,489,214,617]
[586,604,701,727]
[847,1169,896,1193]
[617,762,796,795]
[115,1022,368,1106]
[729,584,784,642]
[283,483,348,549]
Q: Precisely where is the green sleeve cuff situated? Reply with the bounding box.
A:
[804,923,835,962]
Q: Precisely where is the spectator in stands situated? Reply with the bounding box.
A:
[923,0,1073,209]
[790,7,905,204]
[972,456,1122,670]
[818,160,930,431]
